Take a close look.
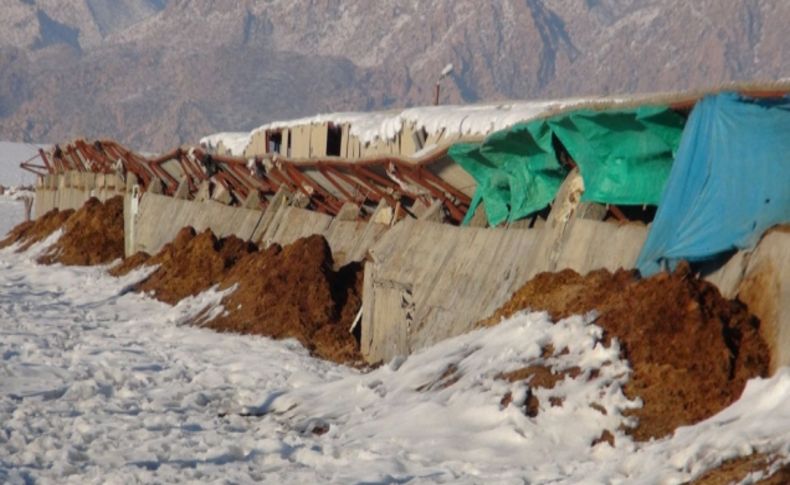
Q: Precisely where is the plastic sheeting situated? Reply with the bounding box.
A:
[636,93,790,276]
[449,121,566,226]
[449,107,685,226]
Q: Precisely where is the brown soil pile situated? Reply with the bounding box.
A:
[116,228,362,364]
[135,227,257,304]
[0,208,74,251]
[38,197,125,266]
[108,251,151,277]
[483,263,769,441]
[691,454,790,484]
[497,362,583,419]
[204,234,363,364]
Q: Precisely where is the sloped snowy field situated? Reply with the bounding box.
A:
[1,218,790,483]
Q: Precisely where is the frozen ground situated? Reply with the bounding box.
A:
[1,233,790,483]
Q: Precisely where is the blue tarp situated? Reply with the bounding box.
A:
[636,93,790,276]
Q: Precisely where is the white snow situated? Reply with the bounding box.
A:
[198,132,252,157]
[205,93,675,158]
[250,100,571,149]
[0,186,34,239]
[1,241,790,483]
[246,94,654,153]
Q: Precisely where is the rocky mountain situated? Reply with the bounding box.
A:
[1,0,788,151]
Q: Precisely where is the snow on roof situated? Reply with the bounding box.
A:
[204,82,790,158]
[250,99,589,147]
[204,97,619,157]
[201,96,612,157]
[199,132,251,157]
[247,92,669,149]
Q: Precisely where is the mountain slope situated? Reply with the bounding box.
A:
[0,0,789,150]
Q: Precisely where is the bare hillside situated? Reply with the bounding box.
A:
[1,0,788,150]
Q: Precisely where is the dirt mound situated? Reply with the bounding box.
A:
[119,229,362,364]
[37,197,124,266]
[108,224,209,278]
[483,263,769,441]
[0,208,74,251]
[691,454,790,484]
[204,234,363,364]
[108,251,151,277]
[135,227,257,304]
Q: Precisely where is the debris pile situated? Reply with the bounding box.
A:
[0,208,74,251]
[483,263,769,440]
[38,197,125,266]
[205,235,363,364]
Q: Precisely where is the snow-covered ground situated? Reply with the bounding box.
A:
[0,186,35,239]
[1,233,790,483]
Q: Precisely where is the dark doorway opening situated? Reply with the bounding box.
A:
[268,130,282,154]
[327,124,342,157]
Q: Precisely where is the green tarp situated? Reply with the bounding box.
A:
[449,106,686,226]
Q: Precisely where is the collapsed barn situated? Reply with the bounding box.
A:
[20,84,790,373]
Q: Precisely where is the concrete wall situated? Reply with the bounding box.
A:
[126,187,389,269]
[361,219,544,363]
[34,171,124,219]
[733,230,790,373]
[359,212,789,370]
[324,218,388,268]
[291,126,311,158]
[340,124,351,158]
[309,124,328,158]
[359,188,652,363]
[546,219,647,273]
[258,203,388,267]
[244,131,267,159]
[259,205,334,248]
[128,192,269,256]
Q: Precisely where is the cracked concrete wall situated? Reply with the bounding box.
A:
[34,171,124,218]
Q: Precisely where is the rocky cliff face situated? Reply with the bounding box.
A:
[1,0,788,150]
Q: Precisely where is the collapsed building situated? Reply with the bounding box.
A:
[23,83,790,370]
